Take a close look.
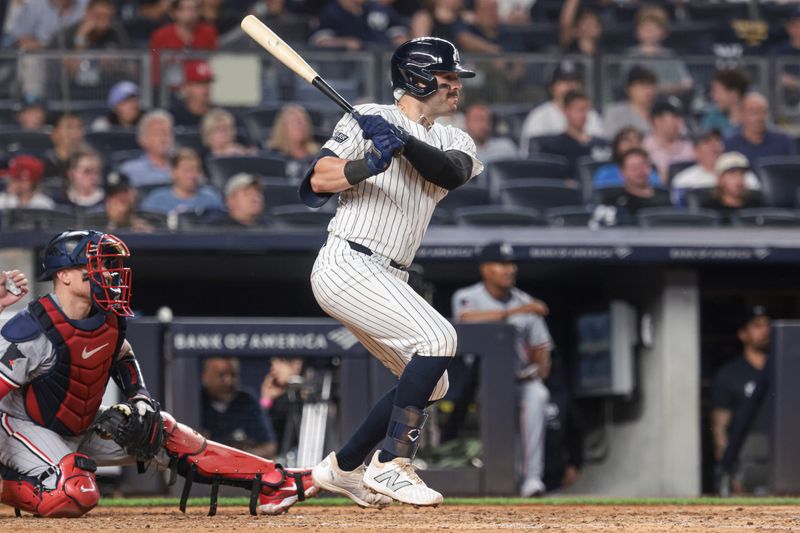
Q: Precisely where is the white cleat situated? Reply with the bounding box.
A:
[363,451,443,507]
[312,452,394,509]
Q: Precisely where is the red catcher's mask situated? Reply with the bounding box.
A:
[86,233,133,317]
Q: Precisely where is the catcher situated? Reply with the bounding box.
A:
[0,230,317,518]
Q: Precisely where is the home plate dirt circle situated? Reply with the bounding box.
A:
[2,504,799,532]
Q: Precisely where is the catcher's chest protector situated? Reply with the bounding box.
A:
[24,296,124,436]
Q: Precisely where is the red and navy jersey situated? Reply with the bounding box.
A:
[0,295,125,436]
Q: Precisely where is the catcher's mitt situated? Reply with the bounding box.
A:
[92,396,165,461]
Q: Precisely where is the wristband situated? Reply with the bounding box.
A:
[344,158,372,185]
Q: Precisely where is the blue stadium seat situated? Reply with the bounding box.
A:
[637,207,721,228]
[85,131,139,153]
[500,178,583,210]
[207,155,287,188]
[2,207,75,230]
[453,206,544,227]
[260,177,302,210]
[270,205,333,229]
[732,208,800,227]
[0,131,53,155]
[545,205,596,227]
[576,156,606,203]
[757,156,800,208]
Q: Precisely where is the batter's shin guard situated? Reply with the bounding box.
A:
[382,405,429,459]
[160,413,316,516]
[1,453,100,518]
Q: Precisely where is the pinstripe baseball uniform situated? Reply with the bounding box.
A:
[0,298,168,488]
[310,103,484,401]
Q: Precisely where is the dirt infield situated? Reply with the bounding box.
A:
[1,504,799,532]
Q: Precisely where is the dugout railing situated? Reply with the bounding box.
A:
[128,318,520,497]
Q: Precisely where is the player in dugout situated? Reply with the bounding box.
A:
[0,230,316,518]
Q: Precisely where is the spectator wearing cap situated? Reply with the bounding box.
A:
[170,60,213,127]
[600,147,671,219]
[217,173,267,228]
[603,66,657,140]
[519,62,604,156]
[149,0,218,86]
[642,98,694,183]
[701,69,750,137]
[311,0,408,50]
[724,92,795,167]
[140,147,224,215]
[91,81,143,132]
[622,5,692,97]
[202,109,255,159]
[452,241,552,497]
[0,155,55,210]
[593,126,661,189]
[43,112,87,181]
[15,95,47,131]
[54,148,105,211]
[103,171,153,232]
[464,102,517,164]
[51,0,130,49]
[537,90,609,181]
[699,152,765,222]
[711,306,771,495]
[672,132,760,205]
[120,109,175,187]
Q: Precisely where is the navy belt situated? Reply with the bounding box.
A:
[347,240,406,270]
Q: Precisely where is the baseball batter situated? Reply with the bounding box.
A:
[300,37,483,507]
[0,230,316,518]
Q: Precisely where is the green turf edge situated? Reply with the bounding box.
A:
[100,496,800,508]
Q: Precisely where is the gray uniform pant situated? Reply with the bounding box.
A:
[0,409,169,490]
[519,378,549,490]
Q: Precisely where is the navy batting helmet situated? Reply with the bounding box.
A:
[391,37,475,98]
[41,230,133,316]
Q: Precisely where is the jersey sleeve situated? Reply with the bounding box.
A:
[527,315,553,349]
[0,336,46,393]
[710,367,735,411]
[322,111,368,160]
[451,287,476,321]
[446,128,484,180]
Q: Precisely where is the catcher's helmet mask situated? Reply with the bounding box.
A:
[41,230,134,317]
[391,37,475,98]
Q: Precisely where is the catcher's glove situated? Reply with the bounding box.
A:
[92,395,165,461]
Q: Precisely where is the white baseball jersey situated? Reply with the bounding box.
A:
[321,103,484,267]
[0,328,56,421]
[310,103,482,401]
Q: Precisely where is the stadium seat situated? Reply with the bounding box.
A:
[490,155,569,184]
[3,207,76,230]
[174,129,205,153]
[110,149,144,167]
[207,156,287,188]
[0,131,53,155]
[137,211,170,230]
[500,178,583,210]
[437,186,492,212]
[453,205,544,227]
[667,160,695,186]
[545,205,596,227]
[80,211,109,228]
[269,205,333,228]
[260,177,302,210]
[757,156,800,208]
[637,207,721,228]
[85,131,139,153]
[683,187,716,210]
[732,208,800,227]
[576,156,606,203]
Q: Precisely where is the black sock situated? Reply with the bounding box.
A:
[336,387,396,472]
[378,356,451,463]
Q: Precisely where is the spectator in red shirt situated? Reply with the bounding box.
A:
[170,60,214,127]
[149,0,218,86]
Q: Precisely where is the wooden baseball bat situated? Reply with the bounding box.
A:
[240,15,356,115]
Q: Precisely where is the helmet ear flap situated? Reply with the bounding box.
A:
[400,64,438,97]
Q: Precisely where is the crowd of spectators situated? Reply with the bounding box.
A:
[2,1,800,230]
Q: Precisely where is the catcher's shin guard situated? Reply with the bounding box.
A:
[1,453,100,518]
[160,413,316,516]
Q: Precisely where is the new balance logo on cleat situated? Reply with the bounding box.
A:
[373,470,412,492]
